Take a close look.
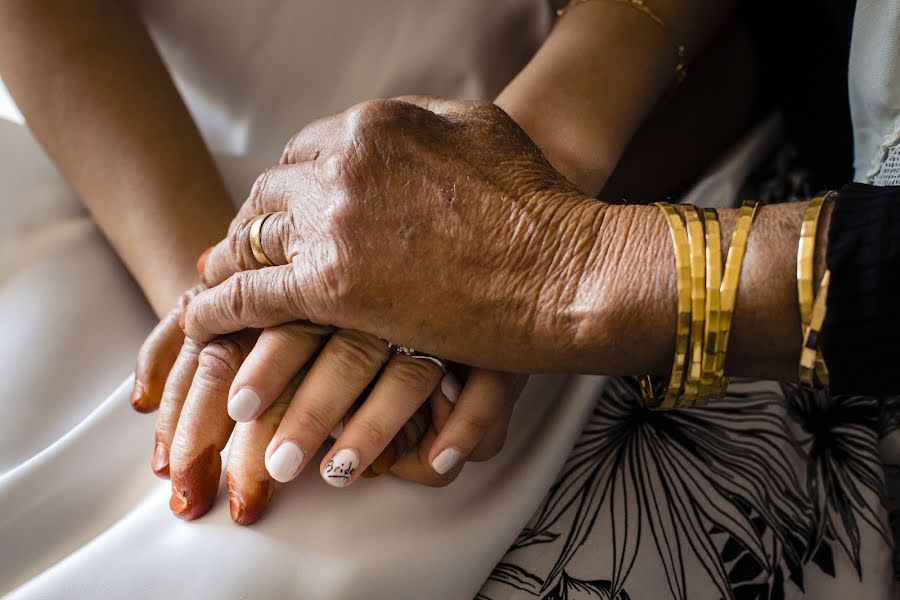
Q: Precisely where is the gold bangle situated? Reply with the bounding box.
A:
[800,270,831,387]
[642,202,692,409]
[713,200,758,395]
[797,192,834,386]
[680,205,706,406]
[698,208,722,405]
[797,193,828,328]
[557,0,687,84]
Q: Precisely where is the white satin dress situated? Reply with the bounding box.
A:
[0,2,609,599]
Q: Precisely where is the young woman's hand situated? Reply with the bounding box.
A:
[132,284,525,524]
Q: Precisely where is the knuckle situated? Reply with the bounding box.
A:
[343,100,409,145]
[346,99,389,126]
[223,275,247,323]
[248,170,273,212]
[327,331,388,372]
[388,357,439,392]
[353,418,392,449]
[316,153,345,184]
[290,402,335,438]
[196,338,245,385]
[281,131,303,164]
[457,411,494,437]
[228,223,252,270]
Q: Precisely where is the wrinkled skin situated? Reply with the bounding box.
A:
[190,97,612,374]
[133,173,527,525]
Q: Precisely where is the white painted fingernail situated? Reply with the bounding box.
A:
[266,441,304,482]
[431,447,461,475]
[329,421,344,440]
[440,372,462,404]
[322,448,358,487]
[228,388,261,422]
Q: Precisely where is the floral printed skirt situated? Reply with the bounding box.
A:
[480,378,899,599]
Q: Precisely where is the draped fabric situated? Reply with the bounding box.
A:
[1,2,898,599]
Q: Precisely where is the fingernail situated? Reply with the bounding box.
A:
[196,247,213,275]
[178,312,186,330]
[170,446,219,520]
[440,372,462,404]
[129,382,151,412]
[329,421,343,440]
[170,488,190,515]
[265,441,305,483]
[228,388,261,422]
[322,448,358,487]
[151,442,170,478]
[432,447,461,475]
[227,472,274,526]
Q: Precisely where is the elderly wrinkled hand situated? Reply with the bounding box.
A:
[188,97,609,374]
[132,198,527,525]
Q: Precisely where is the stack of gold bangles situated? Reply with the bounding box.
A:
[641,193,834,409]
[639,201,757,409]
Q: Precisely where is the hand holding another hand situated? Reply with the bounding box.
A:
[189,97,610,375]
[133,260,525,525]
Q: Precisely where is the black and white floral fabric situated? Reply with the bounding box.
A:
[479,142,899,599]
[479,377,899,599]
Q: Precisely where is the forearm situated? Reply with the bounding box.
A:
[567,199,832,382]
[0,0,234,316]
[495,0,736,195]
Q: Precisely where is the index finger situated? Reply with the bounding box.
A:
[185,265,306,342]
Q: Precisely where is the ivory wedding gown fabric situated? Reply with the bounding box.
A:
[0,2,606,598]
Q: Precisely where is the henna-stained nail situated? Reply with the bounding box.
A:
[178,312,186,331]
[169,445,220,520]
[129,382,153,413]
[196,247,213,275]
[151,442,170,478]
[226,471,273,526]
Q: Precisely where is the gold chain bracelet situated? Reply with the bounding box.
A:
[557,0,687,84]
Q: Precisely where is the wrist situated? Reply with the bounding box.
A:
[495,1,682,196]
[561,203,676,374]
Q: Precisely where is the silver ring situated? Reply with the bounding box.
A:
[384,341,448,373]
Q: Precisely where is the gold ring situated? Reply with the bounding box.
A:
[248,212,276,267]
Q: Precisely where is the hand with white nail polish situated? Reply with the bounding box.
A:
[266,441,305,483]
[133,295,526,522]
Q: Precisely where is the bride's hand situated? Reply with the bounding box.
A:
[132,286,524,524]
